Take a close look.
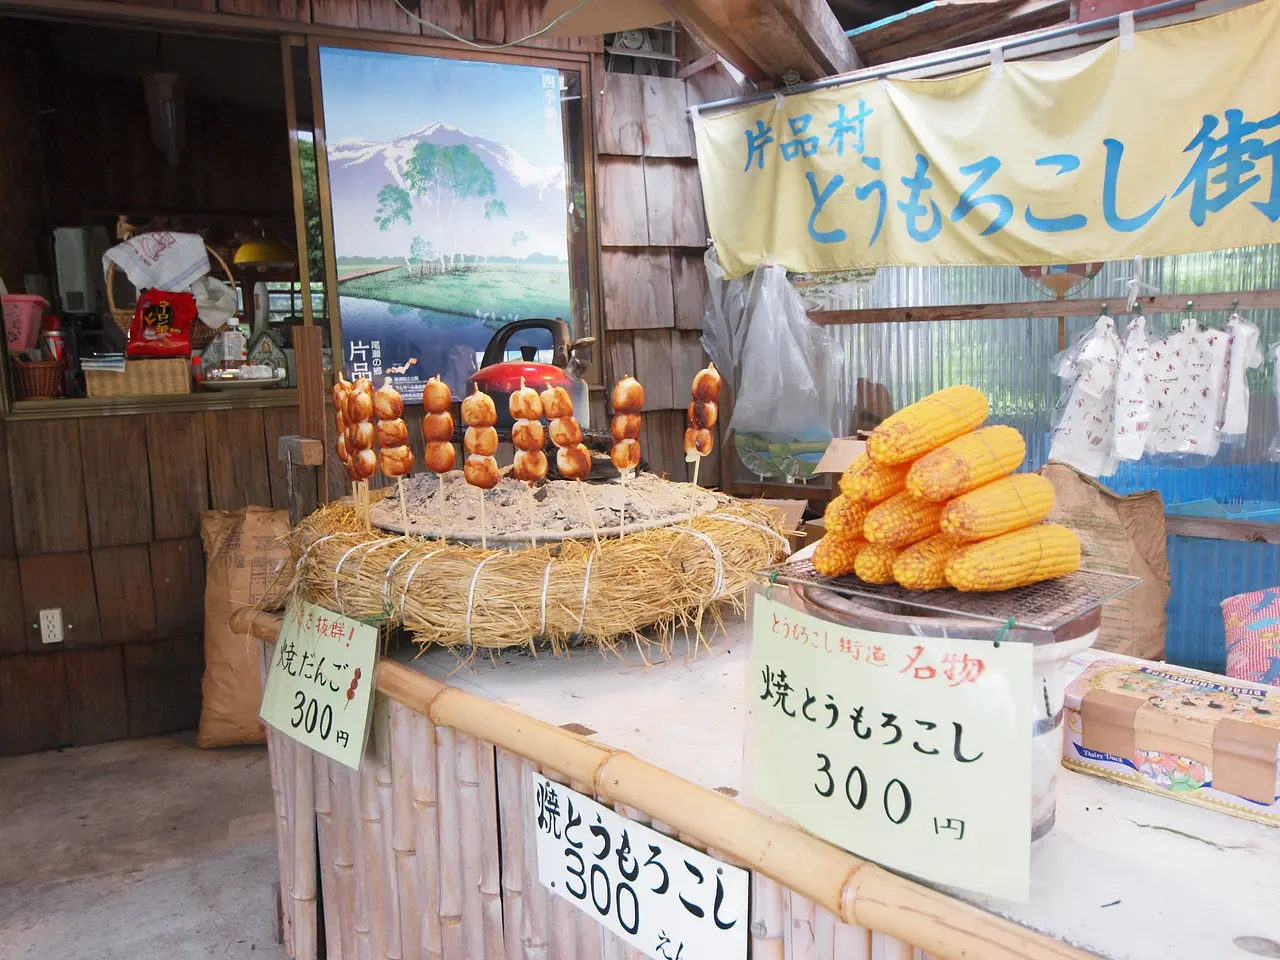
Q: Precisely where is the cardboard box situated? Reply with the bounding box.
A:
[803,518,826,546]
[1063,656,1280,826]
[756,499,809,555]
[813,437,867,476]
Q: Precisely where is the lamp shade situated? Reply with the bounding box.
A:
[233,238,296,269]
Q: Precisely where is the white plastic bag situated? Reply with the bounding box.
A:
[1112,315,1151,461]
[1269,342,1280,462]
[1049,315,1121,478]
[1220,315,1263,445]
[700,249,843,480]
[191,276,238,329]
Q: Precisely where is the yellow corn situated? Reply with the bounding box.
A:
[823,495,869,539]
[892,533,965,591]
[906,425,1026,501]
[944,523,1081,592]
[812,534,865,578]
[941,474,1056,541]
[854,542,902,584]
[838,454,909,506]
[863,491,945,547]
[867,385,990,465]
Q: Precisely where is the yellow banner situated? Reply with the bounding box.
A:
[694,0,1280,277]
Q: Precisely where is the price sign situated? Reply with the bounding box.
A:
[532,774,748,960]
[260,600,378,770]
[752,593,1033,900]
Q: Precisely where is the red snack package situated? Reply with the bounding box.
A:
[127,289,197,357]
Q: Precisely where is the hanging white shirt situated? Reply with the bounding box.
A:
[1049,315,1122,477]
[1112,315,1151,461]
[1221,315,1263,441]
[1145,318,1229,457]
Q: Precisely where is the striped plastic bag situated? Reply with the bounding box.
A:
[1222,587,1280,686]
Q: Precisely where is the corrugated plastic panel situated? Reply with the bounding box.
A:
[1166,536,1280,673]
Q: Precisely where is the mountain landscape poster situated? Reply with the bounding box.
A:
[318,47,578,399]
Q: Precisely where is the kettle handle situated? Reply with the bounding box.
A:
[480,318,571,369]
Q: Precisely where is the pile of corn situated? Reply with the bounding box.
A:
[812,385,1080,592]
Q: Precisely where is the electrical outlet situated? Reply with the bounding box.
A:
[39,608,63,645]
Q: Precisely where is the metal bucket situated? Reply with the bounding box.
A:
[790,583,1101,841]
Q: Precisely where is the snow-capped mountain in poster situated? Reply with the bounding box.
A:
[327,122,569,265]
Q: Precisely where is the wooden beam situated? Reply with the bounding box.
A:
[656,0,769,82]
[810,290,1280,325]
[1165,515,1280,545]
[676,50,722,78]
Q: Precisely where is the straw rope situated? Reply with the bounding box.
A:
[284,492,787,653]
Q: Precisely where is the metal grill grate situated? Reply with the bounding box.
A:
[758,559,1141,632]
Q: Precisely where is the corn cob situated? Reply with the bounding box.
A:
[855,542,902,584]
[813,535,866,578]
[906,425,1026,501]
[863,491,945,547]
[941,474,1056,542]
[944,523,1081,592]
[867,385,990,465]
[838,454,910,506]
[892,533,965,591]
[823,495,869,539]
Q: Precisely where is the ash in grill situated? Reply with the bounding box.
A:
[759,558,1140,633]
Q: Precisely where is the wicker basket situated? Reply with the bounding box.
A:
[12,360,65,400]
[106,242,236,351]
[85,358,191,397]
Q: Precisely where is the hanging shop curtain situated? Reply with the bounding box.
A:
[695,0,1280,277]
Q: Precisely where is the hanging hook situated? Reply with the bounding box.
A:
[1185,299,1194,316]
[1100,301,1108,316]
[1232,297,1240,311]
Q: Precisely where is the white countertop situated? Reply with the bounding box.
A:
[395,610,1280,960]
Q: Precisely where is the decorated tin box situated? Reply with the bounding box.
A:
[1063,657,1280,826]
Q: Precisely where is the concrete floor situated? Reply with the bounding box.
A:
[0,733,288,960]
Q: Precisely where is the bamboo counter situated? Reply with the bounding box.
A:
[244,611,1280,960]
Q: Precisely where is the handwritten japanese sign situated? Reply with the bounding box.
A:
[532,774,748,960]
[752,593,1032,900]
[260,600,378,770]
[695,0,1280,277]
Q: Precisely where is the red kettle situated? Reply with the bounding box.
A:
[469,319,594,429]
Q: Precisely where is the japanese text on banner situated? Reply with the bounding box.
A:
[532,774,749,960]
[259,600,378,770]
[695,0,1280,276]
[752,593,1033,900]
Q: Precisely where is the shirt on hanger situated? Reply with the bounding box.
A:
[1145,317,1230,457]
[1050,316,1122,477]
[1221,315,1263,441]
[1113,315,1151,461]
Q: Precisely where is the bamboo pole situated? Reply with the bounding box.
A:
[314,756,346,960]
[814,903,837,958]
[292,740,319,960]
[496,750,527,960]
[833,912,872,960]
[753,874,785,960]
[408,711,443,960]
[518,759,550,960]
[456,734,489,957]
[569,778,603,958]
[389,702,422,960]
[788,892,817,960]
[372,703,403,960]
[435,726,465,959]
[348,757,374,960]
[266,726,294,959]
[544,768,579,960]
[328,763,360,960]
[357,746,390,960]
[243,616,1097,960]
[478,742,505,958]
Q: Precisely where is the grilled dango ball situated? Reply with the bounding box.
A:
[465,425,499,458]
[346,421,375,452]
[691,363,723,403]
[611,414,641,441]
[548,417,583,447]
[513,448,549,484]
[512,419,545,451]
[377,419,409,448]
[684,427,713,457]
[689,399,718,430]
[373,379,404,420]
[350,447,377,481]
[461,386,497,428]
[612,375,644,413]
[422,411,454,443]
[332,375,352,413]
[464,454,500,490]
[610,439,640,471]
[346,378,374,423]
[556,443,592,480]
[423,375,452,414]
[424,442,456,474]
[379,445,414,478]
[509,378,544,422]
[540,385,574,420]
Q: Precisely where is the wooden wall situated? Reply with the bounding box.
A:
[0,23,49,291]
[0,407,296,756]
[593,66,746,487]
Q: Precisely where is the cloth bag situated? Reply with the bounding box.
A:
[1223,588,1280,685]
[197,506,290,748]
[103,231,210,293]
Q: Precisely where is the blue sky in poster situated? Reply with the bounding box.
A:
[318,47,564,165]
